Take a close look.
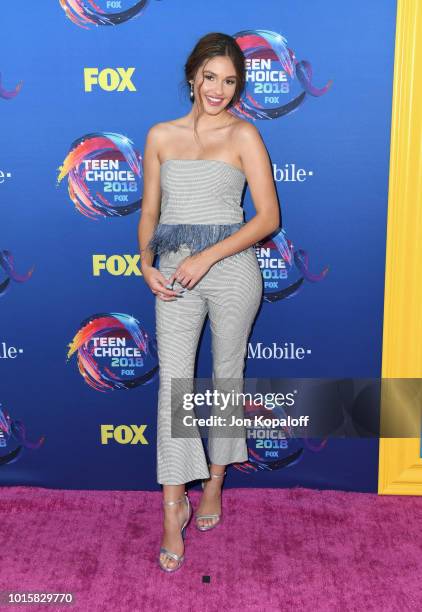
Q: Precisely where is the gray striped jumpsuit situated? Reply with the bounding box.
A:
[147,159,263,485]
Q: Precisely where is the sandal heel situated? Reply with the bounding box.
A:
[195,465,227,532]
[158,492,191,573]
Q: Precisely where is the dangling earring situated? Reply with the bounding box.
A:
[189,81,194,101]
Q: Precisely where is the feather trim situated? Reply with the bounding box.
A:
[147,223,245,256]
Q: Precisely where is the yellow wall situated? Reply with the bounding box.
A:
[378,0,422,495]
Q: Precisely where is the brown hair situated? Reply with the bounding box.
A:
[179,32,246,145]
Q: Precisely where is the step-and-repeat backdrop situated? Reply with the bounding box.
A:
[0,1,397,491]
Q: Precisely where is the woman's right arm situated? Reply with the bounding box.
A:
[138,124,181,300]
[138,124,162,273]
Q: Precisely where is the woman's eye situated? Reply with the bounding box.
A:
[204,75,235,85]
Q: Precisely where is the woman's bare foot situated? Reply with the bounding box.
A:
[196,466,225,529]
[159,496,189,571]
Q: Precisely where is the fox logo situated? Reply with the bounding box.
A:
[84,68,136,92]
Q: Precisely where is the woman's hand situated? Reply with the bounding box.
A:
[167,252,214,290]
[142,265,183,301]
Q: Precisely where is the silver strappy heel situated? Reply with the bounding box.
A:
[195,467,227,531]
[158,492,192,572]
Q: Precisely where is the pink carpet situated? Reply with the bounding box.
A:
[0,485,421,611]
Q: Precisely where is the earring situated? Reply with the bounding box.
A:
[189,81,194,101]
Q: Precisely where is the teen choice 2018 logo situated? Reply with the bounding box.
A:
[0,73,23,100]
[0,402,45,466]
[67,313,158,392]
[0,250,34,297]
[231,29,333,120]
[240,398,304,473]
[256,228,329,303]
[59,0,149,29]
[57,132,143,220]
[232,398,328,475]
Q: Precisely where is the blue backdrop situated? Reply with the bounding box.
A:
[0,0,397,491]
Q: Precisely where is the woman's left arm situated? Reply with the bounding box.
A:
[201,121,280,266]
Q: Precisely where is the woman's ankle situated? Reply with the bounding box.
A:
[162,485,186,505]
[208,463,226,477]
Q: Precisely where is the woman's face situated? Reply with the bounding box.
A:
[193,55,238,114]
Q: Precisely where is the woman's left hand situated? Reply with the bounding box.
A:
[167,252,214,290]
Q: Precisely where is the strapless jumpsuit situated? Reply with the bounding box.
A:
[147,159,263,485]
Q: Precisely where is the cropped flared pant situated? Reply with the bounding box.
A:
[155,245,263,485]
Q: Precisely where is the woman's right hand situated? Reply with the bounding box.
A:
[142,265,183,301]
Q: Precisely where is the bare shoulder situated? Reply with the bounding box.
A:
[231,120,269,173]
[232,119,262,144]
[150,117,188,133]
[145,119,186,160]
[145,121,173,142]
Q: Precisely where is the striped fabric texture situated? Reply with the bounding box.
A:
[153,160,263,485]
[147,159,249,257]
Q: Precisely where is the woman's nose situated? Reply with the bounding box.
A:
[213,81,224,95]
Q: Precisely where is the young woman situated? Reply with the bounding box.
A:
[138,32,280,572]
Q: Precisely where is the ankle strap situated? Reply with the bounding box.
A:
[209,471,227,479]
[163,492,188,506]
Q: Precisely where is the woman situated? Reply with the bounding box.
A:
[138,32,279,572]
